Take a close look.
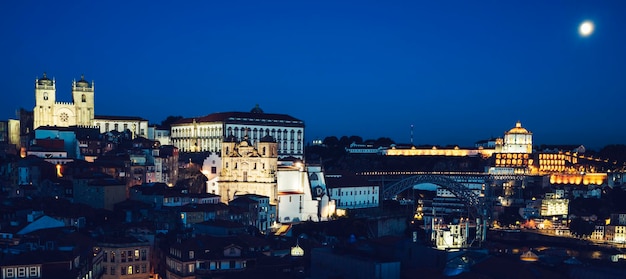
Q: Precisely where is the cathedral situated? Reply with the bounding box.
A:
[33,72,95,129]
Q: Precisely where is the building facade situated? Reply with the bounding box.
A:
[218,136,278,204]
[99,238,152,279]
[94,116,149,139]
[33,73,95,130]
[170,105,305,158]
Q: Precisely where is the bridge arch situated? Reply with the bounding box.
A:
[383,174,482,209]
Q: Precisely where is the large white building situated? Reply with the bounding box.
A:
[325,172,379,210]
[276,164,333,223]
[94,115,149,138]
[171,105,305,159]
[33,73,95,129]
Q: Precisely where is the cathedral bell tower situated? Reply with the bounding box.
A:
[72,74,95,127]
[34,72,56,129]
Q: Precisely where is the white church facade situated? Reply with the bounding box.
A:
[33,73,94,129]
[32,72,149,138]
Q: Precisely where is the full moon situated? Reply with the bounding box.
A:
[579,21,594,37]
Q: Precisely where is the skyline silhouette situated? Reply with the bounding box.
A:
[2,1,625,150]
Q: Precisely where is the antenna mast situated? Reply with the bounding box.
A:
[410,124,414,145]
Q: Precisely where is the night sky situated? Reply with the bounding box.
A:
[1,1,625,150]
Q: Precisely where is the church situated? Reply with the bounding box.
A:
[32,72,149,138]
[33,72,95,129]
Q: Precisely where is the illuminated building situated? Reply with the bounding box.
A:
[99,237,152,279]
[33,73,95,130]
[540,191,569,218]
[171,105,304,158]
[605,225,626,243]
[498,121,532,154]
[218,135,278,204]
[276,164,332,223]
[489,121,533,175]
[386,145,494,158]
[94,115,149,138]
[326,172,379,210]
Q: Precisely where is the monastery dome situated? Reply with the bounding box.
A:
[507,121,531,134]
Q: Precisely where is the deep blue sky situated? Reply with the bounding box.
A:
[1,1,625,150]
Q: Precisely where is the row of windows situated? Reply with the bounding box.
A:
[103,249,147,263]
[102,264,147,275]
[337,189,378,196]
[337,198,378,206]
[2,266,39,278]
[172,126,303,141]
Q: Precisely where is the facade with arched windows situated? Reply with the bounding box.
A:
[33,73,95,129]
[170,105,304,159]
[218,135,279,204]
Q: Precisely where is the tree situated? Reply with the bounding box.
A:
[323,136,339,148]
[373,137,395,147]
[597,144,626,165]
[569,217,595,238]
[176,167,208,193]
[160,115,184,129]
[348,135,363,145]
[339,136,351,148]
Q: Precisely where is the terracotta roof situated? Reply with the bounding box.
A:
[173,111,303,126]
[94,115,147,121]
[325,172,376,188]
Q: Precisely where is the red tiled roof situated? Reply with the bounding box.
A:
[172,111,303,126]
[94,115,147,121]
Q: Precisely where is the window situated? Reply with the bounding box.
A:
[81,94,86,102]
[188,263,194,273]
[104,252,108,262]
[127,265,133,275]
[6,268,14,278]
[29,267,37,277]
[111,267,115,275]
[141,249,147,261]
[142,264,147,273]
[43,92,48,100]
[211,166,217,174]
[111,252,116,262]
[114,123,119,131]
[128,250,133,262]
[189,251,194,259]
[135,249,140,260]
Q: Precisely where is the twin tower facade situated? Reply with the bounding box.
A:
[33,72,95,130]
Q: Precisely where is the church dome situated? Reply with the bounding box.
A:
[76,74,90,88]
[507,121,530,134]
[37,72,53,86]
[250,104,264,114]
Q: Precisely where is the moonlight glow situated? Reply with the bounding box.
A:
[579,21,594,37]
